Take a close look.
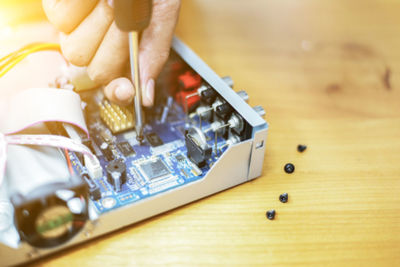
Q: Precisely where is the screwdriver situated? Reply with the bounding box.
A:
[114,0,153,144]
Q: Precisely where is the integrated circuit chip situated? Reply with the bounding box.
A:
[117,141,135,156]
[140,158,170,180]
[145,132,164,147]
[175,154,185,162]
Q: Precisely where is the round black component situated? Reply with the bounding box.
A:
[284,163,295,174]
[11,178,88,249]
[279,193,289,203]
[297,144,307,153]
[106,159,127,192]
[266,210,276,220]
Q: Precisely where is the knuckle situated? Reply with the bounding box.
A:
[60,43,85,66]
[158,49,170,64]
[87,65,109,84]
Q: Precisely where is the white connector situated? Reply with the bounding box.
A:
[84,155,103,179]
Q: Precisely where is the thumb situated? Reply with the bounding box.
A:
[104,77,135,106]
[138,0,181,107]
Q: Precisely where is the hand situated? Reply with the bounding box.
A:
[42,0,181,106]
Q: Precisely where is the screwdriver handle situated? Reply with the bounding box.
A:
[114,0,152,32]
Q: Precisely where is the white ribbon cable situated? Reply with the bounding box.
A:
[0,133,95,187]
[0,87,94,187]
[0,88,88,136]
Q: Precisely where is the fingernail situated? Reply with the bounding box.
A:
[115,85,133,102]
[145,79,155,106]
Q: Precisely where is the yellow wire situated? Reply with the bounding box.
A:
[0,43,61,78]
[0,43,43,63]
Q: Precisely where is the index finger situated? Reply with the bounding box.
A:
[42,0,99,33]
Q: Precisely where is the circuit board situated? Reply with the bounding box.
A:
[0,37,267,267]
[70,102,228,214]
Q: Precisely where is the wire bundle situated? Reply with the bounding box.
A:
[0,42,61,78]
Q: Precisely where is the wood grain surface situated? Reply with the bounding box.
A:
[1,0,400,266]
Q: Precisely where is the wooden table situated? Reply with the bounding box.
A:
[1,0,400,265]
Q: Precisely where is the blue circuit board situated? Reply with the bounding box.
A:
[70,103,228,214]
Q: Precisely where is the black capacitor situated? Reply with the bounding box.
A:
[200,87,218,105]
[106,159,127,192]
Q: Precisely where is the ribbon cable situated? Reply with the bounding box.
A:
[0,88,96,187]
[0,133,95,187]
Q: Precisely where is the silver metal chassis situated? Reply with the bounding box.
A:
[0,37,268,266]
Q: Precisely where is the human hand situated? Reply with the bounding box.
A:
[42,0,181,106]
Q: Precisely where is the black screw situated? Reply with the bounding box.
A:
[284,163,295,174]
[136,135,144,144]
[297,144,307,152]
[279,193,288,203]
[266,210,276,220]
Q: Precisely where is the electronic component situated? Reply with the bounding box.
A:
[106,159,127,192]
[178,71,202,91]
[220,134,241,150]
[82,173,101,201]
[145,132,164,147]
[200,87,218,105]
[99,142,114,161]
[175,154,185,162]
[100,130,114,144]
[180,169,189,178]
[117,142,135,157]
[191,105,213,122]
[84,154,103,179]
[101,197,117,209]
[185,126,212,167]
[99,99,134,134]
[160,96,174,123]
[175,71,202,112]
[215,102,233,121]
[189,161,203,176]
[228,113,244,135]
[139,158,171,181]
[10,175,88,248]
[205,120,228,135]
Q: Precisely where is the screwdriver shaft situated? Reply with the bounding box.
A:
[129,31,144,142]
